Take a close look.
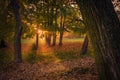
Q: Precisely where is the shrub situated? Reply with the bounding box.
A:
[31,43,37,50]
[0,48,13,65]
[25,51,37,64]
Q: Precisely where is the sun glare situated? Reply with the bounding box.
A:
[38,30,42,34]
[71,4,75,7]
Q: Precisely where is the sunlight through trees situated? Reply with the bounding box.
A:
[0,0,120,80]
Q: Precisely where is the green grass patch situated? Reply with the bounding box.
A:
[54,51,81,61]
[23,51,57,64]
[25,51,37,64]
[63,38,84,43]
[21,37,94,63]
[21,37,84,44]
[23,50,81,64]
[23,48,94,63]
[21,38,35,44]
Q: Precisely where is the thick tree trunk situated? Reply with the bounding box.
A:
[76,0,120,80]
[11,0,22,63]
[81,34,89,55]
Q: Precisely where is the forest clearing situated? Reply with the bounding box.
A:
[0,0,120,80]
[0,38,98,80]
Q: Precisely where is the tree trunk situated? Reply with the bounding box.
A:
[52,32,56,46]
[48,34,51,46]
[81,34,89,55]
[59,12,64,46]
[59,31,64,46]
[11,0,22,63]
[76,0,120,80]
[45,35,48,45]
[36,33,39,49]
[45,34,51,46]
[0,39,7,48]
[52,5,57,46]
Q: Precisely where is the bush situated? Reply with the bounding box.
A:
[25,51,37,64]
[0,48,13,65]
[25,50,46,64]
[31,43,37,50]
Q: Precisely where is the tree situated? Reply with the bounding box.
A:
[52,0,58,46]
[0,0,15,48]
[76,0,120,80]
[11,0,22,63]
[52,8,58,46]
[58,0,66,46]
[81,34,89,55]
[59,11,65,46]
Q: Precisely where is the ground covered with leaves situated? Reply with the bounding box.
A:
[0,40,98,80]
[0,57,98,80]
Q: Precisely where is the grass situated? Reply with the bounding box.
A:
[54,50,81,61]
[23,49,94,64]
[21,37,84,44]
[25,51,37,64]
[21,37,95,64]
[23,49,82,64]
[0,37,94,64]
[63,38,84,43]
[0,47,94,65]
[21,38,35,44]
[21,37,85,63]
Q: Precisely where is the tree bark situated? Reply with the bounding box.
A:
[48,34,51,46]
[59,31,64,46]
[36,33,39,49]
[0,39,7,48]
[52,5,57,46]
[59,12,64,46]
[76,0,120,80]
[45,34,51,46]
[81,34,89,55]
[52,32,56,46]
[11,0,22,63]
